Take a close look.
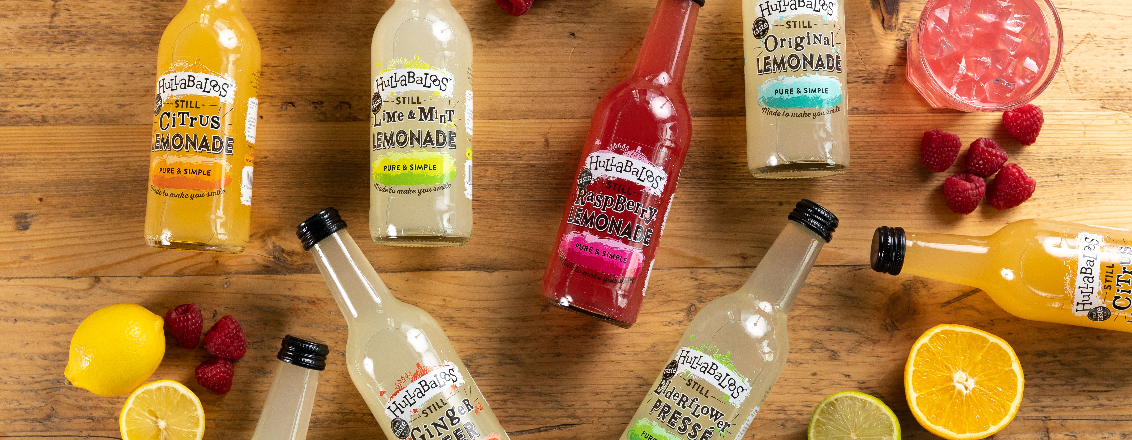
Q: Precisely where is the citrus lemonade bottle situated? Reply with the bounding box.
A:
[541,0,703,327]
[297,208,509,440]
[872,219,1132,331]
[620,200,838,440]
[369,0,473,246]
[145,0,261,253]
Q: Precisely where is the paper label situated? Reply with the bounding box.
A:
[374,68,455,98]
[244,97,258,143]
[155,70,236,105]
[583,151,668,196]
[749,0,846,113]
[380,363,502,440]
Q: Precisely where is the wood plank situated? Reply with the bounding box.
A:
[4,267,1132,438]
[4,113,1132,277]
[0,0,1127,126]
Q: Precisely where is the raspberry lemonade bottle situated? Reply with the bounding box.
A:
[370,0,473,246]
[620,200,838,440]
[541,0,703,327]
[872,220,1132,332]
[298,209,509,440]
[145,0,261,253]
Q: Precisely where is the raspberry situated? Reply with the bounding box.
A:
[987,164,1036,210]
[496,0,533,16]
[943,173,986,214]
[1002,104,1044,145]
[964,138,1008,177]
[920,129,962,172]
[165,304,203,349]
[195,357,234,394]
[203,315,247,360]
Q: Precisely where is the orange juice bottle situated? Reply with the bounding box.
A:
[871,219,1132,332]
[145,0,261,253]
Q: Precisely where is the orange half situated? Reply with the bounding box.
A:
[905,324,1024,440]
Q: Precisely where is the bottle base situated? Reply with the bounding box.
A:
[372,235,470,247]
[540,295,636,328]
[146,238,245,254]
[751,162,847,179]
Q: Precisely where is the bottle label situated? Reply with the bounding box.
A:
[626,344,753,440]
[381,363,503,440]
[1066,232,1132,323]
[559,146,669,282]
[149,61,254,202]
[749,0,845,113]
[371,56,470,199]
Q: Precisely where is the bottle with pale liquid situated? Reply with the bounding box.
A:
[251,335,329,440]
[298,208,509,440]
[369,0,474,246]
[145,0,261,252]
[872,219,1132,332]
[620,200,838,440]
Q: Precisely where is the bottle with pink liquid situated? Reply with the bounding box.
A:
[540,0,703,327]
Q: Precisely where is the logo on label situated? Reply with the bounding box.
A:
[374,68,455,98]
[752,17,771,39]
[384,363,466,423]
[584,151,668,195]
[155,71,236,105]
[1074,232,1105,316]
[673,347,750,405]
[756,0,839,20]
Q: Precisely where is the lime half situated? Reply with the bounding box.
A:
[808,391,900,440]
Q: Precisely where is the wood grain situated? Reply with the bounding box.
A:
[6,268,1132,439]
[3,0,1132,438]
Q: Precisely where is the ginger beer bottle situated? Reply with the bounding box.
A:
[872,220,1132,332]
[297,208,509,440]
[620,200,838,440]
[145,0,261,253]
[369,0,473,246]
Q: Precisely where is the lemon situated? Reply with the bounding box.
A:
[120,380,205,440]
[808,391,900,440]
[905,324,1024,440]
[64,303,165,397]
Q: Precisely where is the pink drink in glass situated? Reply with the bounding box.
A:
[907,0,1063,111]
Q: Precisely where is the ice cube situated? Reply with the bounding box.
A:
[934,4,953,23]
[985,76,1017,102]
[1003,13,1027,33]
[928,37,956,59]
[952,76,981,101]
[1013,56,1040,86]
[949,0,974,22]
[974,0,1014,24]
[1001,33,1023,54]
[966,55,992,79]
[951,23,976,49]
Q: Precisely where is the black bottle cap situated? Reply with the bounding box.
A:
[871,226,906,275]
[297,208,348,250]
[277,335,330,371]
[692,0,705,6]
[788,199,839,243]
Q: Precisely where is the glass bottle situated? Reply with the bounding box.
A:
[541,0,704,327]
[145,0,261,253]
[369,0,474,247]
[619,200,838,440]
[250,335,329,440]
[872,219,1132,332]
[742,0,849,178]
[297,208,509,440]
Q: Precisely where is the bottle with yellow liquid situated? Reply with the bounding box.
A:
[872,219,1132,332]
[145,0,261,253]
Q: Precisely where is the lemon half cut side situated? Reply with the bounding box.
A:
[119,380,205,440]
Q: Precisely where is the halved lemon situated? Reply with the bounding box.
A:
[905,324,1024,440]
[808,391,900,440]
[119,380,205,440]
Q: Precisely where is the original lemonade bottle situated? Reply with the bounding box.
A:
[297,208,509,440]
[620,200,838,440]
[145,0,261,253]
[369,0,473,246]
[872,219,1132,332]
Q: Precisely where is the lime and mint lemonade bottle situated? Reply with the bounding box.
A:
[145,0,260,253]
[620,200,838,440]
[297,208,509,440]
[369,0,474,246]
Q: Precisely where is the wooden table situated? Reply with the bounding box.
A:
[3,0,1132,438]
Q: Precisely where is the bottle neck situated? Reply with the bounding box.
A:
[250,362,320,440]
[736,221,826,311]
[632,0,700,87]
[308,230,398,327]
[901,232,991,288]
